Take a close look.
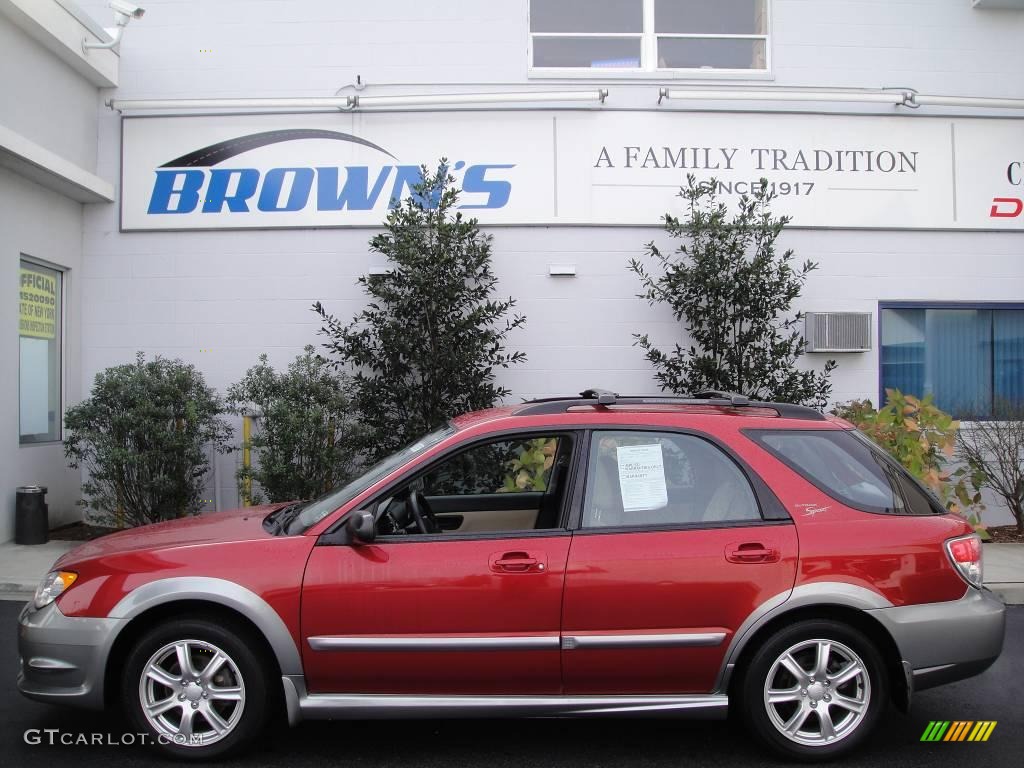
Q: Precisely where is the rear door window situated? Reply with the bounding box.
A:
[582,431,761,528]
[747,429,943,515]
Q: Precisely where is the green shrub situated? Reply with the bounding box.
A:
[226,347,364,504]
[833,390,987,534]
[314,161,526,462]
[64,353,232,528]
[630,174,835,408]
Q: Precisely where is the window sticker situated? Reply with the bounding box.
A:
[616,443,669,512]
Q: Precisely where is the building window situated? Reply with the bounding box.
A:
[880,304,1024,419]
[528,0,769,74]
[19,259,63,443]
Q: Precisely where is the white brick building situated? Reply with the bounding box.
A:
[2,0,1023,538]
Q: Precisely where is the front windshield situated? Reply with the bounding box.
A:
[284,425,456,534]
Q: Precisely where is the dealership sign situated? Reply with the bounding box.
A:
[120,111,1024,231]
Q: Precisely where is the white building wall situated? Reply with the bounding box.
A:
[0,167,84,542]
[0,12,99,170]
[74,0,1024,97]
[73,0,1024,519]
[0,5,112,541]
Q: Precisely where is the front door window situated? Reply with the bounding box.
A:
[375,433,574,536]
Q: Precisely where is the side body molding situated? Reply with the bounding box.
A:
[714,582,894,692]
[108,576,303,676]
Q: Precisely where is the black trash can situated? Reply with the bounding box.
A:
[15,486,49,545]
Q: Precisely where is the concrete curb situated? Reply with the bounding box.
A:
[987,583,1024,606]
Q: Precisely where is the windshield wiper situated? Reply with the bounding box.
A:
[264,502,307,536]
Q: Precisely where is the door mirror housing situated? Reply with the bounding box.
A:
[346,510,377,544]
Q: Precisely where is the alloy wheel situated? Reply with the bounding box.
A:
[762,638,871,747]
[138,638,246,747]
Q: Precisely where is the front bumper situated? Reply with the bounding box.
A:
[17,601,124,709]
[868,586,1006,691]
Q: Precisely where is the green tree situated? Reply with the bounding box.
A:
[226,347,364,504]
[630,175,835,408]
[314,161,526,461]
[64,353,232,528]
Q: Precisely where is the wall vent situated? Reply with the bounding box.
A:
[805,312,872,352]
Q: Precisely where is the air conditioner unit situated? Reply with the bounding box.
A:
[804,312,872,352]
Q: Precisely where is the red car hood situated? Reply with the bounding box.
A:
[55,505,288,567]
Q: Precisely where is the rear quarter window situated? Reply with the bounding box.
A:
[746,429,944,516]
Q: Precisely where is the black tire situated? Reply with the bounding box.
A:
[121,616,272,760]
[738,619,889,762]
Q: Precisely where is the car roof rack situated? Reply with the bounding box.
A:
[514,388,826,421]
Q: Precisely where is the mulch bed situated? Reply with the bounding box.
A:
[984,525,1024,544]
[49,521,119,541]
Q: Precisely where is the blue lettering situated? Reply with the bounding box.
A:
[388,165,436,209]
[147,169,204,214]
[202,168,260,213]
[459,164,514,209]
[257,167,314,212]
[316,166,391,211]
[148,162,517,217]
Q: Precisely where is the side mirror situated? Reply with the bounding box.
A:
[346,510,376,544]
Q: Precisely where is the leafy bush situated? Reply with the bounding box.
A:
[630,174,835,409]
[833,390,986,533]
[957,401,1024,534]
[314,161,526,462]
[226,347,364,504]
[64,353,232,528]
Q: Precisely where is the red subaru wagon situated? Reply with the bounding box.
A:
[19,390,1005,761]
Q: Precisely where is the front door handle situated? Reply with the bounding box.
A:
[490,551,546,573]
[725,542,780,563]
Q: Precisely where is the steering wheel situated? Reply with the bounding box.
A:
[407,490,439,534]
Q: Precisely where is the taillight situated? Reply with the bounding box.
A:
[945,534,983,588]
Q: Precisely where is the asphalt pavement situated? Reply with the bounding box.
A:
[1,601,1021,768]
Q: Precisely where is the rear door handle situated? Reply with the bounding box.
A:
[490,551,546,573]
[725,542,780,564]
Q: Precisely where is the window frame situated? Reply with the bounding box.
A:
[323,428,584,544]
[18,255,66,446]
[878,300,1024,420]
[527,0,773,80]
[569,425,789,536]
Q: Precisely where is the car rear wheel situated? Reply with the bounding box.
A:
[122,617,271,760]
[739,619,888,761]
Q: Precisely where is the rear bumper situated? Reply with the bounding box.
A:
[868,587,1006,691]
[17,601,124,709]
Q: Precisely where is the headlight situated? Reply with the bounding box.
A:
[33,571,78,609]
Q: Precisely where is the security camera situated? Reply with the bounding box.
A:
[83,1,145,51]
[109,1,145,19]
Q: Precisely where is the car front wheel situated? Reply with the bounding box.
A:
[739,619,888,761]
[122,617,271,759]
